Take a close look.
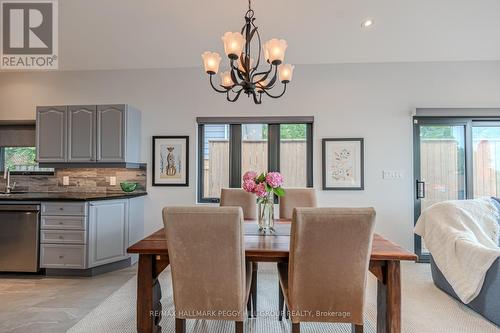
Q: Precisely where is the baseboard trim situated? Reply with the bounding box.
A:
[45,258,131,277]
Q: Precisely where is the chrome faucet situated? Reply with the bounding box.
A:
[4,167,12,194]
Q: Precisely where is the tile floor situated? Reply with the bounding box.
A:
[0,265,137,333]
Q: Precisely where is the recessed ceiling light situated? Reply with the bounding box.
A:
[361,19,374,28]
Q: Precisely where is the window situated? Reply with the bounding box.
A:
[202,125,230,198]
[0,147,53,174]
[280,124,307,187]
[198,117,313,203]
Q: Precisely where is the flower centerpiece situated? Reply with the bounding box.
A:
[242,171,285,232]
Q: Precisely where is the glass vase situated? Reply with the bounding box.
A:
[258,193,275,233]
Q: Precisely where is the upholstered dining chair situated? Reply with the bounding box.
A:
[163,206,252,333]
[219,188,258,316]
[220,188,257,220]
[278,188,317,220]
[278,207,376,333]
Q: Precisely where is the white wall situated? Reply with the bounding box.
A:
[1,61,500,250]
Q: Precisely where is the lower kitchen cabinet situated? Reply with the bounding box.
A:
[40,244,87,269]
[40,197,144,272]
[88,200,128,267]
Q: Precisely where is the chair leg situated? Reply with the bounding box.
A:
[292,323,300,333]
[285,305,289,319]
[278,282,284,321]
[351,324,363,333]
[175,318,186,333]
[251,263,258,317]
[235,321,244,333]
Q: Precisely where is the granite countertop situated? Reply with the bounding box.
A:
[0,191,147,202]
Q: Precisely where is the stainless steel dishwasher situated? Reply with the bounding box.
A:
[0,204,40,272]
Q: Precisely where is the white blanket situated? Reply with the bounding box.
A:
[414,198,500,304]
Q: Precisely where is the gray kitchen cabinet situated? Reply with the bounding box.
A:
[36,106,67,162]
[97,104,141,163]
[40,198,143,273]
[36,104,141,166]
[88,199,129,268]
[68,105,96,162]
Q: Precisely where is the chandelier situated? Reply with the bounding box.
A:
[201,0,294,104]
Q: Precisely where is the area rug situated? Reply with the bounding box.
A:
[67,263,500,333]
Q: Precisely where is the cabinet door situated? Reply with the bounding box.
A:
[97,105,126,162]
[68,105,96,162]
[36,106,67,162]
[88,200,129,268]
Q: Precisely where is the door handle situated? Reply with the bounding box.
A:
[416,180,426,199]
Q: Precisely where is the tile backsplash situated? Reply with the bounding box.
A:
[0,168,147,193]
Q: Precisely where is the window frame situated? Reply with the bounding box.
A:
[197,117,314,203]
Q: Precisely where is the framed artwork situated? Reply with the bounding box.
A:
[322,138,364,190]
[152,136,189,186]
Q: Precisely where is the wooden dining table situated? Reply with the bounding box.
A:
[127,221,417,333]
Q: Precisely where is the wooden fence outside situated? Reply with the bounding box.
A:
[420,138,500,211]
[204,138,500,200]
[204,140,307,198]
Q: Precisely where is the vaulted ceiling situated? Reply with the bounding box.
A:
[58,0,500,70]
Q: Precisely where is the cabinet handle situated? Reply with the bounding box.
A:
[59,207,64,211]
[59,255,64,259]
[59,236,64,239]
[59,222,63,225]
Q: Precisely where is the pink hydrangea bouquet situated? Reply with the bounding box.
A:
[243,171,284,232]
[242,171,285,199]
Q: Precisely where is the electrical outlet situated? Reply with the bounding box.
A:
[63,176,69,186]
[383,170,404,180]
[110,176,117,186]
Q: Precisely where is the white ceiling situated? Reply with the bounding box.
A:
[58,0,500,70]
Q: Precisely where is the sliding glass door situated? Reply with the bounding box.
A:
[413,120,467,261]
[414,117,500,261]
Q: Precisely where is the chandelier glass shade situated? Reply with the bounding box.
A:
[202,0,293,104]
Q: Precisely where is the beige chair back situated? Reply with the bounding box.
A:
[279,188,317,220]
[220,188,257,219]
[288,207,376,324]
[163,206,247,321]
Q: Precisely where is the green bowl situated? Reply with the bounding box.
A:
[120,182,138,193]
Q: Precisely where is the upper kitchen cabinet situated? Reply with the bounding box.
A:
[97,105,141,163]
[36,104,142,167]
[36,106,67,163]
[68,105,97,162]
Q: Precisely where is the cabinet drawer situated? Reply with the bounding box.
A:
[41,230,86,244]
[41,202,87,216]
[41,216,87,230]
[40,244,87,269]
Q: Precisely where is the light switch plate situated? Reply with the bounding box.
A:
[383,170,404,180]
[63,176,69,186]
[110,176,117,186]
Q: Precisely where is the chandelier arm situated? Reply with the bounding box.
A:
[249,27,262,77]
[261,83,287,99]
[209,74,229,93]
[263,65,279,88]
[229,59,245,83]
[227,88,244,102]
[252,63,274,83]
[251,90,262,104]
